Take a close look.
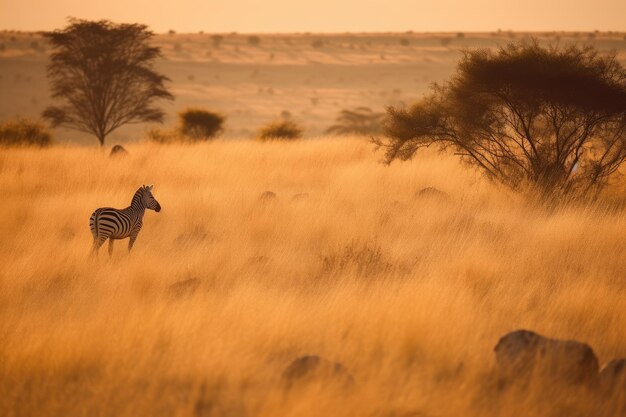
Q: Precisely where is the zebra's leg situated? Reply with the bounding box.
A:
[92,235,107,255]
[128,233,138,252]
[108,238,114,257]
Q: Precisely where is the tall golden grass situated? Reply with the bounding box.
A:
[0,137,625,416]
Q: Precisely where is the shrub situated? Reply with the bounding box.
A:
[312,39,324,48]
[0,118,53,147]
[248,35,261,46]
[399,38,410,46]
[146,127,178,144]
[258,120,303,141]
[178,108,225,140]
[212,35,224,46]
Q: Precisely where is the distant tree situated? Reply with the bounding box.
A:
[42,19,174,146]
[375,42,626,198]
[258,120,303,141]
[211,35,224,46]
[0,118,53,147]
[178,108,225,140]
[326,107,385,136]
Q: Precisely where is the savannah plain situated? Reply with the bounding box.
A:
[1,31,626,416]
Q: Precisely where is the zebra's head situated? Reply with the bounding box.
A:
[141,185,161,212]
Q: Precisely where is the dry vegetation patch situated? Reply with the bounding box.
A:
[0,138,625,416]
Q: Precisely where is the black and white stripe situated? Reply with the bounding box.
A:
[90,185,161,255]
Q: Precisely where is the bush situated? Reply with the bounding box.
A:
[258,120,303,141]
[212,35,224,45]
[0,118,52,147]
[248,36,261,46]
[399,38,410,46]
[178,109,225,140]
[146,127,178,144]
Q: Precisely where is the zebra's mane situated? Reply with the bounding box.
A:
[131,185,153,206]
[137,184,154,195]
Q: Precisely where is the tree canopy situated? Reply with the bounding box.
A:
[178,109,225,140]
[42,19,174,145]
[376,42,626,197]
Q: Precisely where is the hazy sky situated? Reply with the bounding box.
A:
[1,0,625,33]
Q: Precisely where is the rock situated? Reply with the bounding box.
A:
[258,191,278,202]
[291,192,309,201]
[415,187,450,200]
[281,355,354,388]
[600,358,626,393]
[174,225,214,246]
[494,329,599,385]
[168,278,201,297]
[110,145,128,157]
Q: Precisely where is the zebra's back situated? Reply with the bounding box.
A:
[90,207,133,239]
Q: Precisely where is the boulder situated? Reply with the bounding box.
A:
[415,187,450,200]
[494,329,599,385]
[258,191,278,202]
[291,192,309,202]
[110,144,128,157]
[600,358,626,393]
[168,278,201,297]
[281,355,353,388]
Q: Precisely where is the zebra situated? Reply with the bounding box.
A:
[90,185,161,255]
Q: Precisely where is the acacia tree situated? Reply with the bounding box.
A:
[375,42,626,197]
[43,19,174,146]
[178,109,225,140]
[325,107,385,136]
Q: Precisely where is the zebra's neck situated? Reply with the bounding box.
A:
[130,191,146,213]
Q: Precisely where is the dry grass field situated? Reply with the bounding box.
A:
[1,138,625,416]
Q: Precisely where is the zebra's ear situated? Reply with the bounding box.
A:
[147,184,154,190]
